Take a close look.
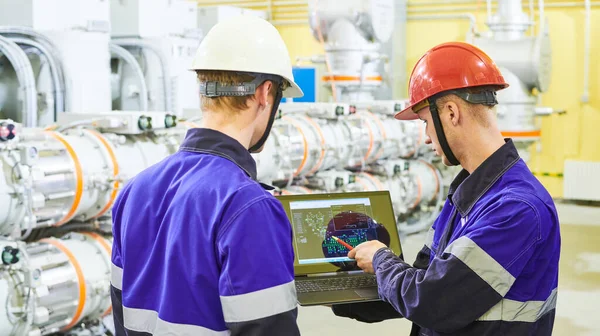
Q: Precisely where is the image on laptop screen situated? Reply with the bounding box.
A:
[289,197,392,266]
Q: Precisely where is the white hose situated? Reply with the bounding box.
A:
[0,36,38,127]
[0,26,68,114]
[113,39,173,113]
[110,43,149,111]
[9,37,65,118]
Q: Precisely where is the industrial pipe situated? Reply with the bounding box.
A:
[10,37,66,118]
[0,35,38,127]
[0,26,68,112]
[109,43,150,111]
[113,39,173,114]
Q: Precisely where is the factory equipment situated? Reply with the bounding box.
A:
[0,1,453,334]
[471,0,553,162]
[0,232,112,336]
[109,0,203,117]
[307,0,395,102]
[0,0,112,127]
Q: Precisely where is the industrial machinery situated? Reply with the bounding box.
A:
[471,0,554,162]
[109,0,202,116]
[307,0,395,102]
[0,0,556,334]
[0,0,112,127]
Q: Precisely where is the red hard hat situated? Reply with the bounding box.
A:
[395,42,509,120]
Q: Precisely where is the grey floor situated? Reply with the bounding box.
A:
[297,203,600,336]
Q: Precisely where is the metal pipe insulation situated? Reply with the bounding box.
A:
[109,43,150,112]
[0,35,37,127]
[0,233,113,336]
[0,26,68,113]
[112,39,173,114]
[0,125,184,236]
[9,36,66,118]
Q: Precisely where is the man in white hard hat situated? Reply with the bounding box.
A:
[110,15,303,335]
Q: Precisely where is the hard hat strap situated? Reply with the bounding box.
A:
[248,86,284,154]
[452,89,498,106]
[428,97,461,166]
[199,74,283,98]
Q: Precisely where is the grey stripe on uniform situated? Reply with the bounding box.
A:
[123,306,230,335]
[444,236,516,296]
[220,280,298,323]
[111,263,123,290]
[424,226,435,249]
[477,288,557,322]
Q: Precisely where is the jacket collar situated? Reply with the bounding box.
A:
[448,138,520,216]
[179,127,261,182]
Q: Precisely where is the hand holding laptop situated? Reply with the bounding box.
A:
[348,240,387,274]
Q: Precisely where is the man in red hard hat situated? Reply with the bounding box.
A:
[332,42,561,336]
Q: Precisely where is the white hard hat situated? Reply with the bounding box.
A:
[191,15,304,99]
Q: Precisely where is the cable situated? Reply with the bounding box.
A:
[0,26,68,115]
[113,39,173,113]
[0,36,38,127]
[110,43,149,111]
[10,36,66,118]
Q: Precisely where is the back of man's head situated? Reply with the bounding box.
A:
[196,70,288,114]
[434,86,500,128]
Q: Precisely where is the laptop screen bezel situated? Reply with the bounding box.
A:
[275,190,403,276]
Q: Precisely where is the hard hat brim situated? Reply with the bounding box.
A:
[283,80,304,99]
[394,104,420,120]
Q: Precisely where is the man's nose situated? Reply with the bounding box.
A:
[425,136,432,145]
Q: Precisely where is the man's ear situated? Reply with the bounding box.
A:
[256,81,273,108]
[444,100,461,126]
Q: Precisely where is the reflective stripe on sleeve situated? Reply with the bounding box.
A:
[220,280,297,323]
[477,288,557,322]
[424,227,435,249]
[444,236,516,296]
[123,306,230,335]
[111,263,123,290]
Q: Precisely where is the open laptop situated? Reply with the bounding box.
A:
[275,190,403,306]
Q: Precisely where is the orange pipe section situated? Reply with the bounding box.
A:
[354,176,371,191]
[40,238,87,331]
[361,115,375,163]
[419,160,440,202]
[362,172,385,190]
[501,130,541,138]
[84,130,120,219]
[81,232,113,317]
[322,75,383,82]
[45,131,83,226]
[411,177,423,210]
[302,116,326,175]
[365,111,387,161]
[282,116,308,177]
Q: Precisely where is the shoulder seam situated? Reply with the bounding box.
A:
[502,196,542,269]
[216,195,272,242]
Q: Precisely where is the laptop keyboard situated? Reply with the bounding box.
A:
[296,276,377,293]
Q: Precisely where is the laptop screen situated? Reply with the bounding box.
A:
[275,191,402,275]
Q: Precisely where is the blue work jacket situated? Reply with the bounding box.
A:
[333,139,560,335]
[110,128,300,335]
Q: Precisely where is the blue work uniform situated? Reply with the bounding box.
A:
[110,128,300,335]
[333,139,560,335]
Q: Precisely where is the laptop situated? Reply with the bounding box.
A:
[275,190,403,306]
